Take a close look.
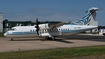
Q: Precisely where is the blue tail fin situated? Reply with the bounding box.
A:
[75,7,99,25]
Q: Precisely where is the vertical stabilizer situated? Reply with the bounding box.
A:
[75,7,99,26]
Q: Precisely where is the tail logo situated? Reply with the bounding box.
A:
[75,13,91,25]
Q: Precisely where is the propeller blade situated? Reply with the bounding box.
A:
[35,18,40,35]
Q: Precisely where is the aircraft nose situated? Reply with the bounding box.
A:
[4,32,8,36]
[4,33,7,36]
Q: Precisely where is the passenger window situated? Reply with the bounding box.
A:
[30,30,32,32]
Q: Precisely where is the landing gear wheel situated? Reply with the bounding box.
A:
[103,33,105,36]
[47,37,55,40]
[11,38,14,41]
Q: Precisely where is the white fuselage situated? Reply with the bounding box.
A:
[4,24,97,38]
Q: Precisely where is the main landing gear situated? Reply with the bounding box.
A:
[41,36,55,41]
[11,38,14,41]
[46,36,55,40]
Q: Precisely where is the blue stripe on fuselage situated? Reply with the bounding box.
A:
[61,28,92,33]
[9,31,37,35]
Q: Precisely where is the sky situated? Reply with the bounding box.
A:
[0,0,105,26]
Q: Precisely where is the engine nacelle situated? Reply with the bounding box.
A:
[39,23,50,29]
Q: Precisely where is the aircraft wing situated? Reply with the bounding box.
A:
[49,22,68,29]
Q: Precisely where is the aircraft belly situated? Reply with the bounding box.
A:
[40,32,60,36]
[61,32,74,36]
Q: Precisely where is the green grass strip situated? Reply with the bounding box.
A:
[0,45,105,59]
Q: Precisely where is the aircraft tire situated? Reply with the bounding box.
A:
[11,38,14,41]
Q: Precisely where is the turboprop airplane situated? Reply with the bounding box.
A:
[4,7,100,41]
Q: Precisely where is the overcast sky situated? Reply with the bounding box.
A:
[0,0,105,25]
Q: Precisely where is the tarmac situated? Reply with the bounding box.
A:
[0,34,105,52]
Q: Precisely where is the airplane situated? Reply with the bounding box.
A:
[4,7,100,41]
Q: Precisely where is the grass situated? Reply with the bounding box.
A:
[0,46,105,59]
[0,32,4,37]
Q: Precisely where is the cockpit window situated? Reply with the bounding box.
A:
[11,29,14,30]
[9,29,14,31]
[9,28,16,31]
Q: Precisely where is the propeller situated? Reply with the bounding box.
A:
[35,18,40,35]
